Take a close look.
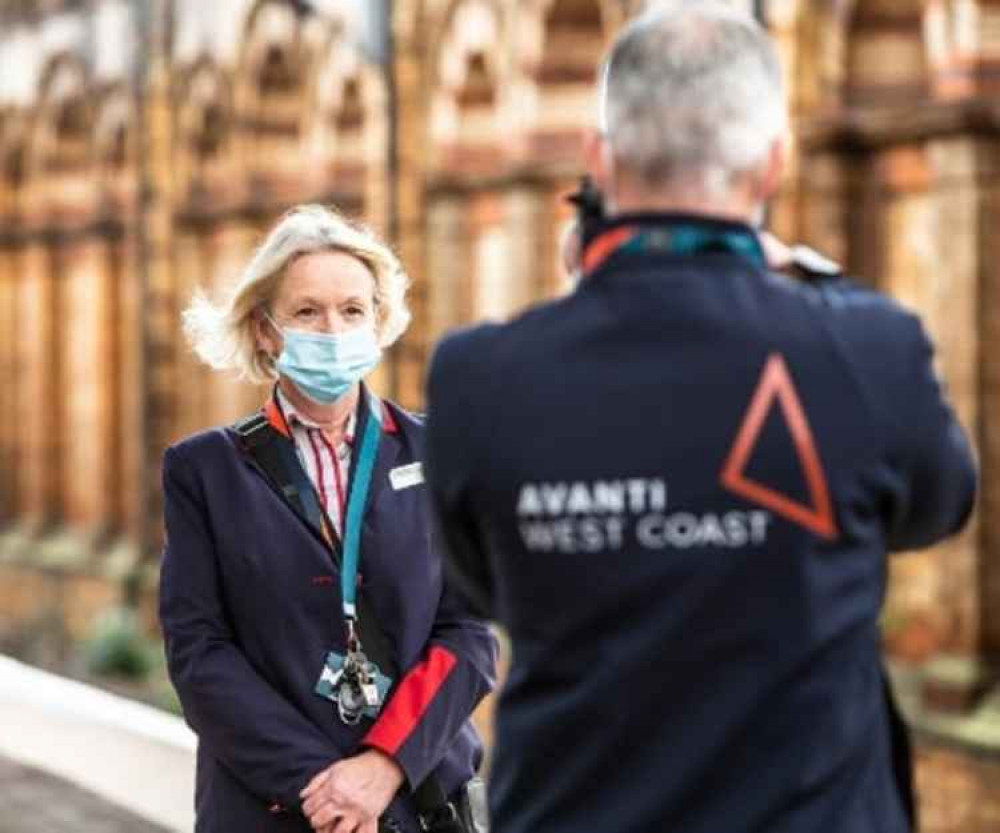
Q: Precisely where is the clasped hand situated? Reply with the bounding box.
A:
[301,748,405,833]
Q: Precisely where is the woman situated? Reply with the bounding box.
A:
[160,205,496,833]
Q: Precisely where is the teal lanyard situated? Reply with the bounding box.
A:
[584,220,768,276]
[622,225,767,267]
[341,395,383,624]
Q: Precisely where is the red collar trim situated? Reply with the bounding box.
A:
[582,225,638,275]
[381,404,399,434]
[265,397,292,438]
[264,393,399,437]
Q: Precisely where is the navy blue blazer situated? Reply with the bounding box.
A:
[425,215,976,833]
[159,392,497,833]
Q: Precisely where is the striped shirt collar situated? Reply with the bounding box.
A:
[275,386,355,446]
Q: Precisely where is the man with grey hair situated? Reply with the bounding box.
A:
[595,0,787,217]
[425,4,975,833]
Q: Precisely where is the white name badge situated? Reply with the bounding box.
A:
[390,462,424,491]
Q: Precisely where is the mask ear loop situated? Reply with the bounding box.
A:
[261,310,284,366]
[263,310,283,335]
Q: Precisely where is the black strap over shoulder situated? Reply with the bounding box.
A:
[233,412,394,665]
[233,408,468,832]
[234,413,327,537]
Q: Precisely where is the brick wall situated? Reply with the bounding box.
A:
[0,1,997,826]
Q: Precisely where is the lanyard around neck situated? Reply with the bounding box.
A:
[582,219,768,276]
[341,394,382,623]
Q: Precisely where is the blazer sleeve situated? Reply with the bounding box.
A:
[881,313,977,551]
[159,444,345,812]
[421,333,496,619]
[362,572,498,789]
[359,336,500,789]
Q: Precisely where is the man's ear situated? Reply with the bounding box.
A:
[759,133,787,202]
[584,130,614,199]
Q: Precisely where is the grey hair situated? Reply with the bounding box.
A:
[600,1,787,195]
[183,204,411,385]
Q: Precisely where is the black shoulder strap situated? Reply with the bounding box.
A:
[233,413,331,549]
[235,411,402,671]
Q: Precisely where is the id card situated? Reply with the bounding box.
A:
[389,462,424,491]
[314,651,393,721]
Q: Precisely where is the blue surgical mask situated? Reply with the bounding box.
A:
[267,314,382,404]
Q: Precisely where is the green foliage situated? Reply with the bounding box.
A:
[83,607,157,680]
[154,680,184,716]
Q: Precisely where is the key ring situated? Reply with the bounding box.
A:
[337,681,365,725]
[345,617,362,655]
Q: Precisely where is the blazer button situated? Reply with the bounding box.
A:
[268,801,288,815]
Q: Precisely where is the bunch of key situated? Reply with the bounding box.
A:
[335,649,383,725]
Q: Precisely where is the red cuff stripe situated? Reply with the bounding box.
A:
[364,645,458,755]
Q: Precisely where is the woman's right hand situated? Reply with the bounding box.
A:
[319,822,377,833]
[302,749,404,831]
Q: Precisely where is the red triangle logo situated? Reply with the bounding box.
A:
[720,353,838,540]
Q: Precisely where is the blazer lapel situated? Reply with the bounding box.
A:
[235,387,402,556]
[346,388,401,522]
[233,397,340,558]
[238,440,338,556]
[365,427,402,517]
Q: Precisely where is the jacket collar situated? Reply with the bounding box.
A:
[264,384,399,439]
[247,384,403,554]
[581,212,766,277]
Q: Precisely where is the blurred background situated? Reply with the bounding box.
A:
[0,0,998,830]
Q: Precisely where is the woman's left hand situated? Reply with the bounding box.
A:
[302,748,405,832]
[759,230,792,270]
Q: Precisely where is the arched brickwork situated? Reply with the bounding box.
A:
[234,0,309,193]
[516,0,609,162]
[175,58,234,208]
[306,28,389,221]
[92,87,133,206]
[428,0,506,174]
[845,0,928,105]
[25,54,94,210]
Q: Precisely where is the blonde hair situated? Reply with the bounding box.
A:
[182,204,412,385]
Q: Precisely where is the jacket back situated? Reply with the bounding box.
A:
[426,216,977,833]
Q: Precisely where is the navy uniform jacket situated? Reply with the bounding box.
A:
[159,392,497,833]
[425,214,976,833]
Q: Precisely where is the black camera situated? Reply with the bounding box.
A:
[567,175,607,251]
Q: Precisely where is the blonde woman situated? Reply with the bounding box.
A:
[160,205,495,833]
